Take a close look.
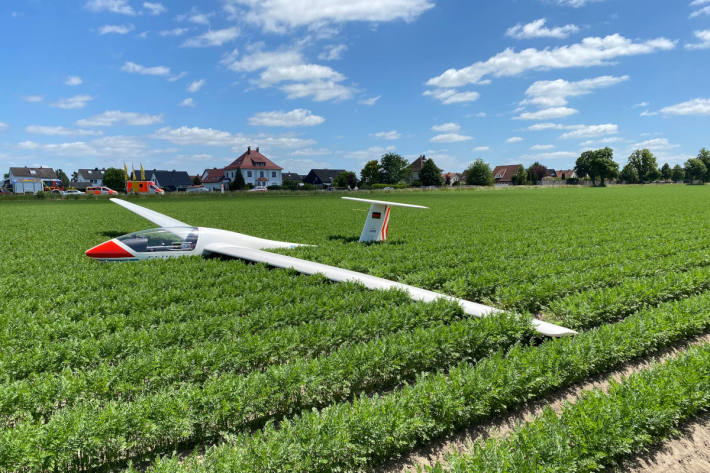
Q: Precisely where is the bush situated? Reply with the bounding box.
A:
[465,159,494,186]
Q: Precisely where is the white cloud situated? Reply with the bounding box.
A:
[372,130,400,140]
[85,0,135,15]
[76,110,164,126]
[515,107,578,120]
[249,109,325,127]
[423,88,480,104]
[426,34,675,88]
[291,147,331,156]
[17,136,148,158]
[318,44,347,61]
[528,122,564,131]
[691,0,710,6]
[0,122,7,133]
[554,0,604,6]
[359,95,380,106]
[151,126,316,151]
[431,122,461,133]
[506,136,524,143]
[25,125,102,136]
[98,24,134,34]
[168,72,187,82]
[634,101,649,108]
[430,133,472,143]
[224,45,353,102]
[52,95,94,109]
[630,138,679,151]
[182,27,240,47]
[122,61,171,76]
[473,146,490,152]
[531,144,555,150]
[560,123,618,139]
[226,0,434,32]
[522,151,578,161]
[522,75,629,107]
[660,98,710,115]
[143,2,166,15]
[506,18,579,39]
[65,76,83,86]
[345,145,396,163]
[159,28,188,36]
[686,30,710,50]
[179,98,195,107]
[690,5,710,17]
[279,158,333,174]
[187,79,206,92]
[23,95,44,103]
[475,112,487,117]
[580,137,622,146]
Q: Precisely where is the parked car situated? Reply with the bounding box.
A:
[62,189,84,196]
[248,187,268,192]
[86,186,118,195]
[186,186,210,193]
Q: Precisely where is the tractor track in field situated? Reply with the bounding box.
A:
[376,333,710,473]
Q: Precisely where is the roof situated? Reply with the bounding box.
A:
[225,147,282,171]
[408,155,427,172]
[77,168,105,180]
[9,167,58,179]
[556,169,576,179]
[202,168,228,184]
[283,172,304,182]
[304,169,346,185]
[492,164,522,182]
[146,169,193,188]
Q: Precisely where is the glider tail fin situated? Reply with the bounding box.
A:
[359,204,391,242]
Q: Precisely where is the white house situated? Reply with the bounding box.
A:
[224,147,283,188]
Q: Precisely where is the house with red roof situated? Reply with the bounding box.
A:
[201,167,230,191]
[225,146,283,188]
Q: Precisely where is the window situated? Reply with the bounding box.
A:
[272,171,276,177]
[118,227,198,253]
[247,171,252,177]
[260,171,264,177]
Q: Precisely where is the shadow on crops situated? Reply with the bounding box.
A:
[327,234,407,245]
[100,230,130,238]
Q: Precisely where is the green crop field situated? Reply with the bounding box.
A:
[1,185,710,472]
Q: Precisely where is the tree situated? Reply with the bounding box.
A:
[465,159,494,186]
[620,163,639,184]
[685,158,707,183]
[229,170,246,190]
[696,148,710,181]
[103,168,125,192]
[380,153,410,184]
[282,179,299,190]
[71,171,78,182]
[671,164,685,182]
[589,147,619,186]
[419,158,443,186]
[360,160,381,186]
[192,175,202,185]
[660,163,671,181]
[334,171,357,189]
[511,165,527,185]
[627,149,659,183]
[575,151,594,184]
[526,162,547,184]
[56,169,70,188]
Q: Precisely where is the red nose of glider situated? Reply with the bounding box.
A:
[85,240,134,259]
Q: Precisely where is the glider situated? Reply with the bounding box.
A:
[86,198,577,337]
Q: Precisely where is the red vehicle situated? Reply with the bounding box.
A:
[126,180,164,194]
[86,186,119,195]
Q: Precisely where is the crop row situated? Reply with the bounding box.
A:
[135,288,710,473]
[0,314,531,472]
[0,298,464,425]
[429,342,710,472]
[546,263,710,329]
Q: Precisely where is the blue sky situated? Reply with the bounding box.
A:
[2,0,710,175]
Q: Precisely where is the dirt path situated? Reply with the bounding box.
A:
[376,333,710,473]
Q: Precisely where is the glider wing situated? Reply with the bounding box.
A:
[204,243,577,337]
[110,198,191,228]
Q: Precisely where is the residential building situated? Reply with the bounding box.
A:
[442,172,460,186]
[303,169,345,188]
[225,146,283,188]
[282,172,304,183]
[556,169,577,179]
[75,168,105,186]
[408,155,428,182]
[142,169,193,192]
[492,164,523,185]
[202,168,230,191]
[8,167,58,193]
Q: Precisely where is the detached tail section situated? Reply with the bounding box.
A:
[342,197,428,242]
